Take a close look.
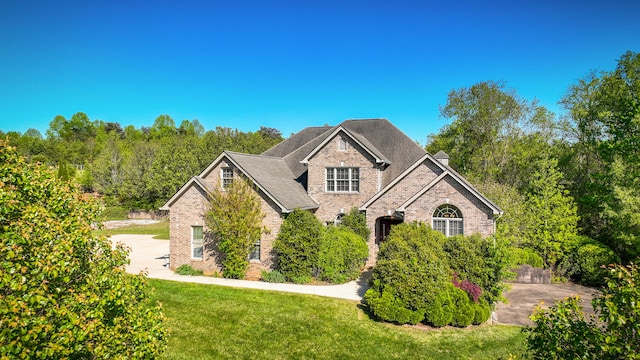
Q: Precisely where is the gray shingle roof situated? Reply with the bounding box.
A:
[224,151,319,212]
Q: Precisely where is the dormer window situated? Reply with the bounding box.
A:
[338,138,348,151]
[326,167,359,192]
[221,167,233,189]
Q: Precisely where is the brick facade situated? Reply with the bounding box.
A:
[163,120,501,277]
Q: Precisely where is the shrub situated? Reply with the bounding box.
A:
[444,234,510,305]
[273,209,323,281]
[424,285,454,327]
[261,270,286,283]
[525,264,640,359]
[452,274,482,303]
[364,222,450,325]
[507,246,544,268]
[363,284,425,325]
[559,237,620,286]
[318,226,368,283]
[449,285,475,327]
[175,264,204,276]
[339,207,370,241]
[472,300,492,325]
[0,142,166,359]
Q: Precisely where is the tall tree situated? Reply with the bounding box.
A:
[427,80,555,188]
[560,51,640,261]
[205,178,265,279]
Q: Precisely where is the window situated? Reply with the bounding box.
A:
[249,239,260,261]
[432,204,463,237]
[326,167,359,192]
[338,138,348,151]
[221,167,233,189]
[191,226,204,259]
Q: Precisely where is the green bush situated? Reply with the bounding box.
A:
[261,270,286,283]
[274,209,323,281]
[364,222,450,325]
[175,264,204,276]
[444,234,510,305]
[318,226,368,283]
[339,207,370,241]
[424,285,454,327]
[473,300,492,325]
[560,237,620,286]
[507,246,544,268]
[449,285,475,327]
[362,284,425,325]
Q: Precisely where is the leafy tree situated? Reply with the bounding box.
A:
[523,157,580,269]
[205,178,265,279]
[273,209,323,282]
[150,114,177,139]
[0,141,166,358]
[560,51,640,262]
[525,263,640,359]
[428,80,555,187]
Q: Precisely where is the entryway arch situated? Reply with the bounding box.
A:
[375,214,403,244]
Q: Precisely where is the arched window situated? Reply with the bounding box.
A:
[432,204,463,236]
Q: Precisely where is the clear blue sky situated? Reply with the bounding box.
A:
[1,0,639,143]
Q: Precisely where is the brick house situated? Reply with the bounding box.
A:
[160,119,502,275]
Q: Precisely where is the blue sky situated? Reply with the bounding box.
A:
[1,0,639,143]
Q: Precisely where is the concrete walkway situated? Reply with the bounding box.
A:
[111,234,368,301]
[112,234,600,326]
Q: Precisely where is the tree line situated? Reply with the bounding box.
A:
[2,115,283,210]
[4,50,638,273]
[427,50,639,276]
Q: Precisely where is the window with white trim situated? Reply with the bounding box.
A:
[191,226,204,259]
[221,167,233,189]
[326,167,359,192]
[249,239,260,261]
[338,138,348,151]
[432,204,463,237]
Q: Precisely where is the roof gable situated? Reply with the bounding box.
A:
[361,154,502,215]
[160,176,211,210]
[300,126,390,165]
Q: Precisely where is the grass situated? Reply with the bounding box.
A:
[95,220,170,239]
[150,279,526,359]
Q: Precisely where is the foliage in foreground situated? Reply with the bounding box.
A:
[151,279,525,359]
[525,263,640,359]
[0,141,166,359]
[364,222,505,327]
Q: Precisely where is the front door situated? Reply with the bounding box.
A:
[376,217,403,244]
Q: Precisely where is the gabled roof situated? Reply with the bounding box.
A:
[300,125,391,165]
[196,151,318,213]
[265,118,426,188]
[361,153,503,215]
[160,176,212,210]
[222,151,319,212]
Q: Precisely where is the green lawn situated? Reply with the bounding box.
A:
[151,279,526,359]
[96,220,170,239]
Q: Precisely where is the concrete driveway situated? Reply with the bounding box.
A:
[112,234,599,326]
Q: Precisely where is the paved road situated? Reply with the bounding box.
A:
[112,234,599,326]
